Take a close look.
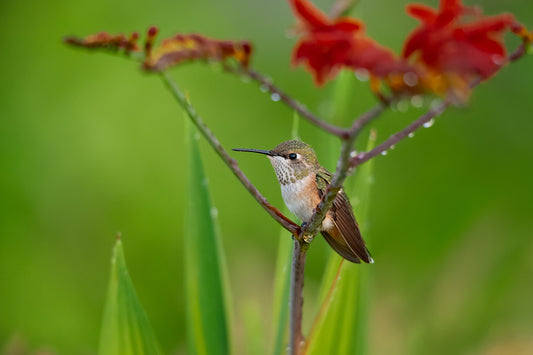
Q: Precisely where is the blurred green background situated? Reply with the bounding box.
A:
[1,0,532,354]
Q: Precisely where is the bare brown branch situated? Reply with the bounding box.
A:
[350,44,529,169]
[241,68,350,138]
[351,100,448,167]
[66,32,530,355]
[289,239,308,355]
[160,72,301,235]
[298,43,529,241]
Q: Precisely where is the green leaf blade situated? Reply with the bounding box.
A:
[185,122,230,355]
[98,238,162,355]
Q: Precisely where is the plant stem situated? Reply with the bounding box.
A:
[350,43,528,168]
[289,239,308,355]
[349,103,386,137]
[299,104,369,238]
[159,72,301,235]
[66,35,530,355]
[240,68,350,138]
[159,43,530,355]
[350,100,450,167]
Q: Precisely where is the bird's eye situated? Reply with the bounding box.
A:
[288,153,297,160]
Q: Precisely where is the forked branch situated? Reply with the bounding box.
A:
[65,26,530,355]
[160,72,301,235]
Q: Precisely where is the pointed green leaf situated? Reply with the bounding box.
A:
[185,121,230,355]
[98,238,162,355]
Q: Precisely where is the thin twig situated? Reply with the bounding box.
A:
[288,239,308,355]
[159,72,301,235]
[66,36,530,355]
[240,68,350,138]
[299,104,379,238]
[351,100,449,167]
[227,65,388,141]
[299,138,353,239]
[298,42,529,240]
[348,103,386,138]
[350,43,529,169]
[509,43,527,62]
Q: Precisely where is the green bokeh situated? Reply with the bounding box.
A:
[1,0,532,354]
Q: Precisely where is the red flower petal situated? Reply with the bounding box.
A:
[289,0,330,30]
[334,17,364,32]
[406,4,438,24]
[403,0,519,98]
[288,0,409,86]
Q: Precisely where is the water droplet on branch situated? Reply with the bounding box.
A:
[271,93,281,102]
[423,119,435,128]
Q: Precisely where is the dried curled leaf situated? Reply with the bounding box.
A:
[64,27,253,72]
[143,33,252,71]
[64,31,140,52]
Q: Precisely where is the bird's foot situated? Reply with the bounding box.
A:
[302,234,314,243]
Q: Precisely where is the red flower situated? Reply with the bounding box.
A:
[289,0,409,86]
[403,0,516,95]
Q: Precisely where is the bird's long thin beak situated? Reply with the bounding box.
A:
[232,148,275,156]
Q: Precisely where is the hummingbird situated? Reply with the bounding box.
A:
[233,140,373,264]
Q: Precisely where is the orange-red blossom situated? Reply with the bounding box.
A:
[288,0,410,87]
[402,0,524,97]
[288,0,531,99]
